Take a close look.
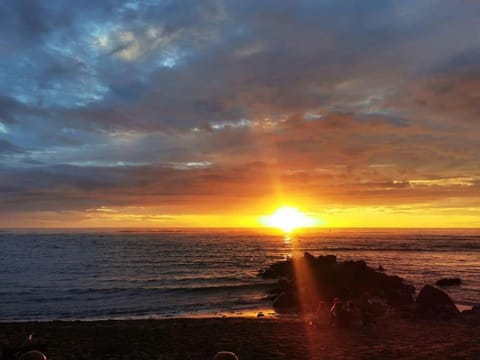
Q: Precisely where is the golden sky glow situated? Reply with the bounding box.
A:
[1,202,478,229]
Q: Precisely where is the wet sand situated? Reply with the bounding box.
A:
[1,316,480,359]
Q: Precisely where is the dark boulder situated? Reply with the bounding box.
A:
[416,285,456,307]
[272,292,300,313]
[435,277,461,287]
[267,287,282,296]
[317,254,337,265]
[415,285,459,319]
[463,304,480,316]
[387,288,414,308]
[461,305,480,325]
[259,259,293,279]
[304,251,316,265]
[365,299,389,319]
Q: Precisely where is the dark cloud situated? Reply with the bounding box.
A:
[0,96,30,124]
[414,68,480,123]
[0,139,24,154]
[0,0,51,50]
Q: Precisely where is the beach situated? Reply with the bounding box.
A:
[2,230,479,359]
[2,316,480,359]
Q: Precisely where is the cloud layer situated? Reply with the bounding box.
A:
[1,0,480,227]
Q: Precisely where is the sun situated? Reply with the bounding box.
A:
[260,206,317,233]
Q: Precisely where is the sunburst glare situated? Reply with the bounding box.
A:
[260,206,319,233]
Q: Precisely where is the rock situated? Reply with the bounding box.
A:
[259,259,293,279]
[317,254,337,264]
[405,284,416,294]
[365,299,389,318]
[377,265,385,272]
[261,253,418,314]
[272,292,300,313]
[416,285,456,307]
[415,285,459,319]
[304,251,317,267]
[435,277,461,287]
[257,312,264,317]
[461,305,480,325]
[387,288,414,308]
[267,287,282,296]
[463,304,480,316]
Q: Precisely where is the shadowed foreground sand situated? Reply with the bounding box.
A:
[1,317,480,359]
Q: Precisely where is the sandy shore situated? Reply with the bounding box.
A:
[1,316,480,359]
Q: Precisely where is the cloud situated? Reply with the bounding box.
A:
[413,67,480,124]
[1,0,480,226]
[0,139,24,155]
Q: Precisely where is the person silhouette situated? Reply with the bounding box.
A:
[213,351,239,359]
[18,350,47,360]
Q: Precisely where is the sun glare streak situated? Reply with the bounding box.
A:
[284,231,320,359]
[260,206,318,233]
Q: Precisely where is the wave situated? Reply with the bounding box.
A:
[299,245,480,252]
[1,282,270,299]
[64,282,270,295]
[163,282,271,293]
[2,230,479,321]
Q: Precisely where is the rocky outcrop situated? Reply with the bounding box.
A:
[259,252,415,314]
[435,277,461,287]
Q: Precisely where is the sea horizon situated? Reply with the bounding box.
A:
[2,226,480,233]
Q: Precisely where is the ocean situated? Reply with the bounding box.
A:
[0,228,479,321]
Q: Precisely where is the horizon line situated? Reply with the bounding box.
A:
[1,226,480,231]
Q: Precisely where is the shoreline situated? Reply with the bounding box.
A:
[2,316,480,359]
[1,303,473,324]
[0,307,278,323]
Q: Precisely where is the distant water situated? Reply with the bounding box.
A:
[0,228,479,321]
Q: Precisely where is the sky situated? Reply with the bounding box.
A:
[1,0,480,228]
